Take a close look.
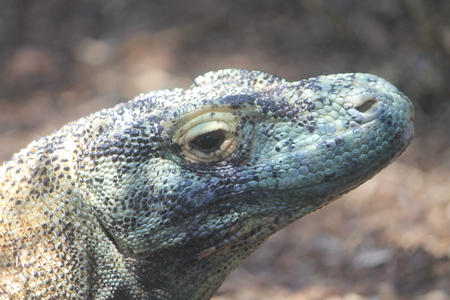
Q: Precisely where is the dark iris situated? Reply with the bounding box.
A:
[191,130,226,152]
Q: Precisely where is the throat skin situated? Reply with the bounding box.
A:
[125,237,268,300]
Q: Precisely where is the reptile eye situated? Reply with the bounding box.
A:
[172,111,242,163]
[191,130,226,152]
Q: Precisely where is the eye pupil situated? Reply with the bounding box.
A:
[192,130,225,151]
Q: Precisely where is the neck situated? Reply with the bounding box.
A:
[129,240,265,300]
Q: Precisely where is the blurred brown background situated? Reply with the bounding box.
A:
[1,1,450,299]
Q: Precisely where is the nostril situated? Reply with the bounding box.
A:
[355,99,377,113]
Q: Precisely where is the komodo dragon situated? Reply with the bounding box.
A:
[0,69,414,299]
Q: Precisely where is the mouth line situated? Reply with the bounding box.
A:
[247,119,414,190]
[175,122,415,223]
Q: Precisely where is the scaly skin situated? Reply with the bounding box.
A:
[0,69,413,299]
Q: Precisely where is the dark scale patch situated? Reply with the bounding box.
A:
[257,99,303,120]
[110,287,134,300]
[87,128,163,163]
[219,94,257,109]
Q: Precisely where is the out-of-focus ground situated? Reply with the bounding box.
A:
[1,1,450,299]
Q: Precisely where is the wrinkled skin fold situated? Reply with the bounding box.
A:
[0,69,413,299]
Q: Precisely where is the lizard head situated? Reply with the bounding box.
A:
[78,69,413,298]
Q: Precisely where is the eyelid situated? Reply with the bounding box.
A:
[184,122,230,145]
[171,111,242,163]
